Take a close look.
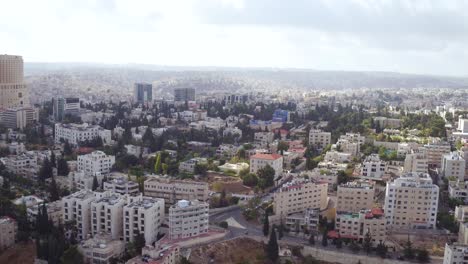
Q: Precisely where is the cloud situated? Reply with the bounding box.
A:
[0,0,466,76]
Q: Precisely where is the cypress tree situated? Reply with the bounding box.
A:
[57,158,70,176]
[50,177,60,201]
[266,228,279,262]
[263,212,270,236]
[92,175,99,191]
[50,152,56,168]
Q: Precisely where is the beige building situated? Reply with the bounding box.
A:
[403,151,428,173]
[424,142,451,168]
[0,216,17,250]
[123,195,165,245]
[0,106,37,129]
[62,190,96,240]
[91,192,127,240]
[360,154,387,180]
[250,153,283,177]
[0,55,29,109]
[384,172,439,230]
[309,129,331,150]
[336,180,375,213]
[441,152,466,181]
[443,243,468,264]
[144,177,209,209]
[273,178,328,218]
[78,233,125,264]
[334,208,386,246]
[168,200,209,240]
[455,205,468,223]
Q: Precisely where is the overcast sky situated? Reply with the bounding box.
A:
[1,0,467,76]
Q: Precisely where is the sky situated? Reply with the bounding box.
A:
[1,0,467,76]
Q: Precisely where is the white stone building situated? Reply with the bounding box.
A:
[0,216,17,250]
[123,195,165,245]
[62,190,96,240]
[77,151,115,176]
[103,177,139,196]
[443,243,468,264]
[384,172,439,230]
[91,192,127,240]
[54,123,112,146]
[308,129,331,150]
[250,153,283,177]
[441,152,466,181]
[78,233,125,264]
[168,200,209,240]
[360,154,387,180]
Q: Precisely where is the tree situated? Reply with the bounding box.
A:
[57,158,70,176]
[278,222,284,240]
[309,233,315,245]
[154,153,162,174]
[257,164,275,189]
[134,232,145,255]
[61,246,84,264]
[363,231,372,254]
[63,141,73,156]
[416,249,430,263]
[92,175,99,191]
[39,158,53,183]
[50,152,56,168]
[266,227,279,262]
[376,241,387,258]
[321,230,328,247]
[349,240,360,253]
[263,212,270,236]
[37,202,49,235]
[404,236,415,259]
[49,176,60,201]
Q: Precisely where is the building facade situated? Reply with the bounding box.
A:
[0,216,17,250]
[250,153,283,177]
[91,192,127,240]
[62,190,96,240]
[336,180,375,213]
[0,55,29,109]
[441,152,466,181]
[360,154,387,180]
[168,200,209,240]
[334,208,386,246]
[134,83,153,103]
[53,97,80,121]
[55,123,112,146]
[77,151,115,176]
[174,88,195,102]
[309,130,331,150]
[384,172,439,230]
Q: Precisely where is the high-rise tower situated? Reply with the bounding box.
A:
[0,55,29,109]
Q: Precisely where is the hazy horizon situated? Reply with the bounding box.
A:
[2,0,467,76]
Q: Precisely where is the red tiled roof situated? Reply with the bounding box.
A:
[251,153,282,160]
[371,208,384,216]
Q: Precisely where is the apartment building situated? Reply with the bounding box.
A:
[174,88,195,102]
[384,172,439,230]
[403,151,428,173]
[144,177,209,209]
[0,55,29,109]
[0,216,17,250]
[360,154,387,180]
[324,150,352,163]
[254,132,275,147]
[250,153,283,177]
[178,158,207,174]
[91,192,127,240]
[441,152,466,181]
[455,205,468,223]
[62,190,96,240]
[79,233,125,264]
[0,153,38,178]
[334,208,386,246]
[335,133,365,157]
[308,129,331,150]
[336,180,375,213]
[284,208,320,234]
[28,200,63,227]
[168,200,209,240]
[103,177,139,196]
[0,106,38,129]
[123,196,165,245]
[443,243,468,264]
[423,142,451,168]
[52,97,80,121]
[273,178,328,218]
[77,151,115,176]
[448,180,468,202]
[55,123,112,146]
[69,171,104,191]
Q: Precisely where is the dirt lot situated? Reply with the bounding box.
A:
[189,237,267,264]
[391,232,454,256]
[207,172,252,194]
[0,241,36,264]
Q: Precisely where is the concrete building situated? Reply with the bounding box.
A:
[174,88,195,102]
[69,171,104,191]
[448,180,468,202]
[0,55,29,109]
[77,151,115,176]
[91,192,127,240]
[441,152,466,181]
[424,142,451,168]
[336,180,375,213]
[384,172,439,230]
[168,200,209,240]
[403,151,428,173]
[62,190,96,240]
[309,129,331,150]
[443,243,468,264]
[284,208,320,234]
[28,201,63,227]
[0,216,17,250]
[103,177,139,196]
[254,132,274,147]
[144,177,209,209]
[224,94,249,105]
[250,153,283,177]
[360,154,387,180]
[334,208,386,246]
[458,119,468,133]
[134,83,153,103]
[324,150,352,163]
[335,133,365,157]
[78,233,125,264]
[178,158,207,174]
[123,195,165,245]
[273,178,328,218]
[455,205,468,223]
[55,123,112,146]
[53,97,80,121]
[0,106,37,129]
[0,153,38,178]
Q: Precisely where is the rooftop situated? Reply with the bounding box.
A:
[250,153,282,160]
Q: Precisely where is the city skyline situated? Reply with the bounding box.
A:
[1,0,467,76]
